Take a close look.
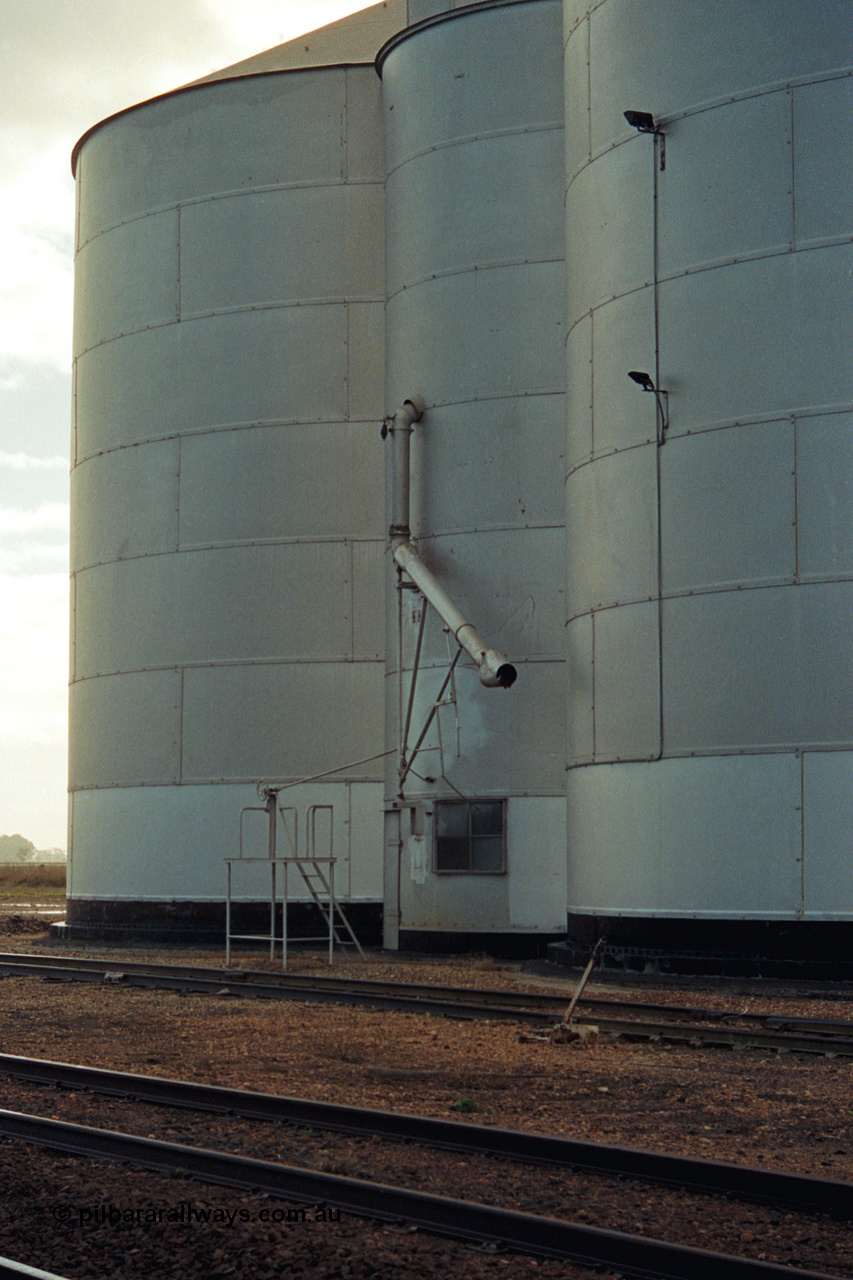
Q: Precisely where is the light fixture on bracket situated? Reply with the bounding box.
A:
[628,370,669,441]
[624,109,666,169]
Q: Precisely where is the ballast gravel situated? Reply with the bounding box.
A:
[0,932,850,1279]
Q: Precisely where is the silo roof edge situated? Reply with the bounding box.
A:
[71,0,405,176]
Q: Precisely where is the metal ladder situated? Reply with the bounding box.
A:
[226,794,364,969]
[282,805,365,961]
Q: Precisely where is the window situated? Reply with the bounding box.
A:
[434,800,506,874]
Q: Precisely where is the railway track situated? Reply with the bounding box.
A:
[0,1054,847,1280]
[1,952,852,1057]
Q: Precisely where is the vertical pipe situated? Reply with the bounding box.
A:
[267,793,276,962]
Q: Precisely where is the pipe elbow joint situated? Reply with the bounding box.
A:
[478,649,518,689]
[401,394,425,425]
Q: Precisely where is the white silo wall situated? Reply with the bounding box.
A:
[69,65,387,933]
[380,0,567,947]
[563,0,853,950]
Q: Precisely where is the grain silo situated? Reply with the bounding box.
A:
[66,0,853,968]
[561,0,853,969]
[378,0,568,952]
[66,5,403,939]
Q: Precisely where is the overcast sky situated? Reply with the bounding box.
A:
[0,0,373,849]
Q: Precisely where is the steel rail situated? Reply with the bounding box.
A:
[6,951,853,1033]
[5,951,853,1026]
[1,1053,850,1218]
[0,1259,70,1280]
[0,1107,840,1280]
[2,955,852,1054]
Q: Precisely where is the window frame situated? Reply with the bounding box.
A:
[432,798,507,876]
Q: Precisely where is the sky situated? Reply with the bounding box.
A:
[0,0,374,850]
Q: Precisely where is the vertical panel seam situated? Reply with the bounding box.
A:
[178,667,185,785]
[799,751,805,916]
[585,15,592,163]
[176,437,183,553]
[590,610,596,759]
[789,87,797,247]
[589,309,595,455]
[792,415,799,582]
[176,204,182,323]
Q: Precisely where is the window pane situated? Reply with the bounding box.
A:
[436,803,468,838]
[435,837,469,872]
[470,802,503,836]
[470,835,503,872]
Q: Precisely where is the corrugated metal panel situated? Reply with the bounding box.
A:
[398,528,566,663]
[74,210,179,353]
[395,658,566,796]
[587,287,657,455]
[347,781,385,900]
[566,613,593,764]
[386,129,564,295]
[69,671,181,790]
[565,314,592,468]
[587,0,853,158]
[351,541,386,662]
[76,71,349,244]
[802,752,853,916]
[346,301,385,421]
[566,446,658,617]
[178,424,384,547]
[663,585,853,752]
[70,781,378,902]
[793,77,853,243]
[796,413,853,578]
[382,3,563,175]
[567,755,802,915]
[75,305,349,460]
[74,544,355,679]
[71,440,179,571]
[657,93,793,276]
[562,9,590,181]
[659,421,796,595]
[593,601,659,761]
[180,663,384,783]
[180,185,384,316]
[387,262,566,408]
[407,398,565,535]
[344,67,385,182]
[659,247,853,435]
[507,798,566,928]
[565,143,652,321]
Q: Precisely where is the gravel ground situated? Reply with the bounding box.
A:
[0,928,851,1279]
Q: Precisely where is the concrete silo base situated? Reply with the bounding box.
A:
[551,916,853,980]
[54,899,383,947]
[398,930,566,960]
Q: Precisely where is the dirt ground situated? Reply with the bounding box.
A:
[0,927,850,1278]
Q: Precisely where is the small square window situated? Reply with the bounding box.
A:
[434,800,506,874]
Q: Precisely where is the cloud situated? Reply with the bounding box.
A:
[0,452,68,471]
[0,503,69,536]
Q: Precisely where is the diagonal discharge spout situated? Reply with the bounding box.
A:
[386,395,517,689]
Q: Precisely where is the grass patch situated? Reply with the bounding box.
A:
[0,863,66,900]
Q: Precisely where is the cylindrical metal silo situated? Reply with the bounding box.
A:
[563,0,853,964]
[68,43,390,938]
[379,0,567,951]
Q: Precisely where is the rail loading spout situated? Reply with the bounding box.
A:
[386,396,518,689]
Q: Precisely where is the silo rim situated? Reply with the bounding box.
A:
[375,0,554,76]
[71,0,407,176]
[70,61,362,176]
